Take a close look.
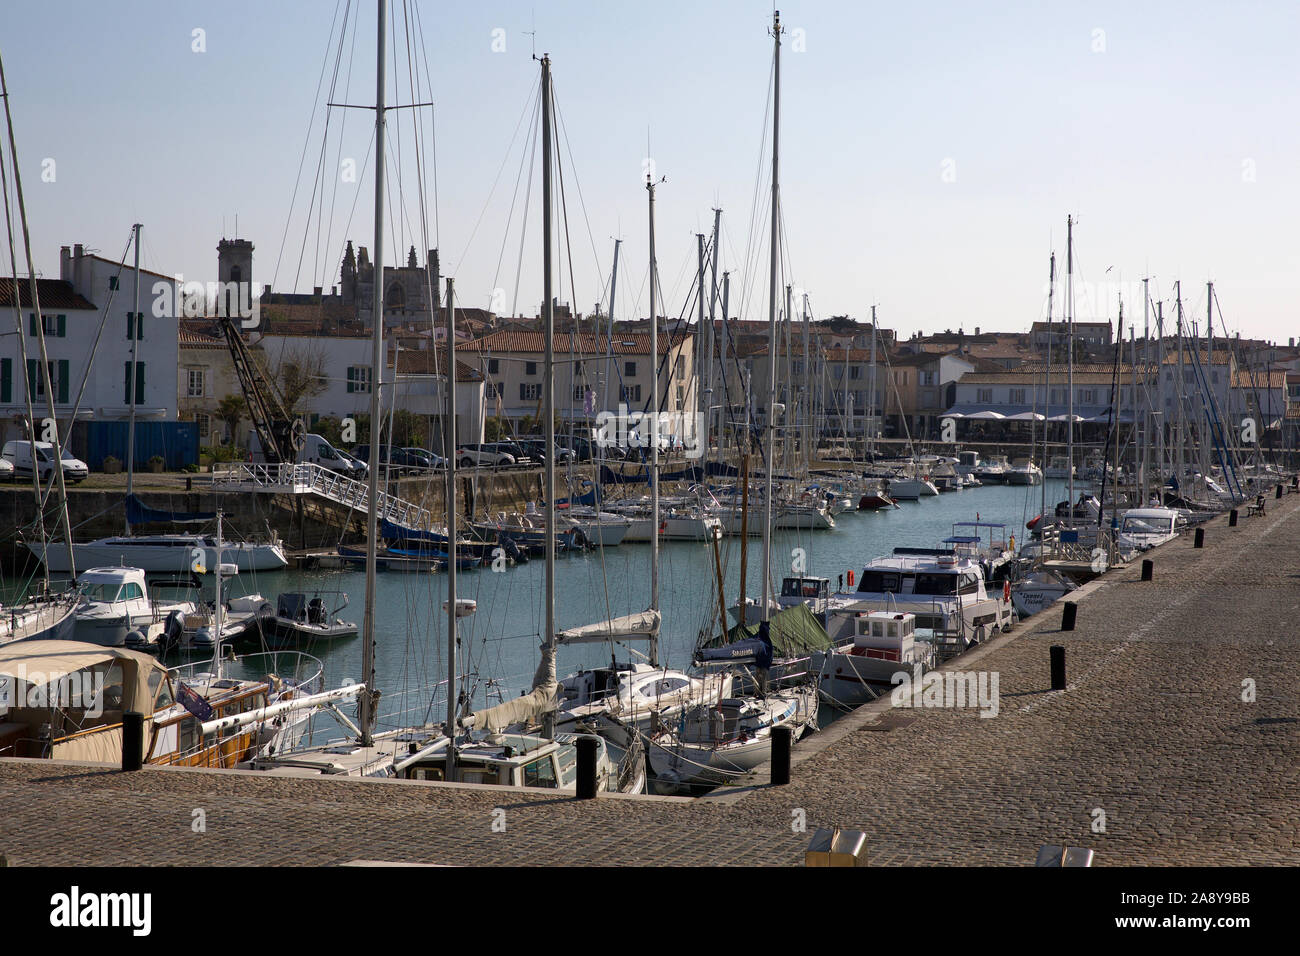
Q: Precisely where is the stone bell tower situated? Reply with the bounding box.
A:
[217,238,254,319]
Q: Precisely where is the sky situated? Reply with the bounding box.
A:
[3,0,1298,342]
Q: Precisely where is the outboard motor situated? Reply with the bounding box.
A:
[308,597,326,625]
[158,609,187,655]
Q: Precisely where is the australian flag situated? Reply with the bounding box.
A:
[176,681,214,722]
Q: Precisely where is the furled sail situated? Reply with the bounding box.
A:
[555,609,661,645]
[125,494,215,525]
[461,641,559,733]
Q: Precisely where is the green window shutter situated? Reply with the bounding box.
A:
[125,361,132,403]
[135,363,146,405]
[57,360,69,403]
[346,368,354,393]
[109,275,119,291]
[28,359,38,400]
[28,313,36,335]
[57,314,66,337]
[136,313,144,340]
[127,314,133,340]
[1,358,10,403]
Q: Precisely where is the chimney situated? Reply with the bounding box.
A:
[313,286,322,298]
[974,326,980,336]
[263,283,271,297]
[60,246,72,282]
[72,244,85,294]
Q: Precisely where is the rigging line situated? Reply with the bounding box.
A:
[320,0,362,291]
[738,55,775,323]
[489,78,542,310]
[410,0,439,247]
[550,86,607,307]
[274,0,350,291]
[452,73,541,278]
[509,87,542,322]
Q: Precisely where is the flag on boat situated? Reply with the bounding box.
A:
[176,681,214,722]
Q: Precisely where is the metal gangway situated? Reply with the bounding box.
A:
[211,462,441,535]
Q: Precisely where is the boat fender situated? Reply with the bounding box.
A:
[1002,581,1011,604]
[847,569,855,587]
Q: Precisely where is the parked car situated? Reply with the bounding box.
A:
[455,442,533,468]
[1,440,88,482]
[401,447,445,470]
[566,435,625,461]
[353,444,437,475]
[516,439,575,466]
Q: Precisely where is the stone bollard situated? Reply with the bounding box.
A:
[1061,601,1077,632]
[575,735,598,800]
[1194,528,1204,548]
[771,725,793,786]
[121,711,144,772]
[1141,559,1154,581]
[1050,645,1067,690]
[1229,509,1238,527]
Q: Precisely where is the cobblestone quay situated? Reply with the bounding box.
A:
[2,494,1298,866]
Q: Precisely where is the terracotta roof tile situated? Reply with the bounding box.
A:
[0,277,96,311]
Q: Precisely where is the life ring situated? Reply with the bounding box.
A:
[1002,581,1011,603]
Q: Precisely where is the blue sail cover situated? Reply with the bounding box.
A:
[696,621,774,669]
[125,494,215,525]
[381,519,446,543]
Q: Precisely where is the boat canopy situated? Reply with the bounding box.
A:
[0,640,168,715]
[696,623,774,669]
[699,603,834,658]
[556,609,661,645]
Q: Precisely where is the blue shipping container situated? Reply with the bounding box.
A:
[73,421,200,471]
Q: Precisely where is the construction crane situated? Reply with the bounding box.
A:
[216,316,305,464]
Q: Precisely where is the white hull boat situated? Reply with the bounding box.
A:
[30,535,288,574]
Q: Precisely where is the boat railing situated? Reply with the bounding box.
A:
[169,650,326,696]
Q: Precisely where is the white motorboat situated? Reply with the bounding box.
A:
[559,508,632,547]
[1004,458,1043,485]
[70,567,198,650]
[30,534,288,575]
[973,455,1010,484]
[815,611,934,709]
[887,476,939,500]
[1116,507,1184,552]
[1044,456,1075,479]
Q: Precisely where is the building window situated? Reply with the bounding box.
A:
[922,371,936,386]
[520,383,541,401]
[525,361,538,376]
[976,388,993,404]
[849,365,861,380]
[346,366,371,393]
[620,384,641,403]
[624,361,637,378]
[0,357,10,403]
[109,276,119,291]
[792,360,802,376]
[187,368,205,398]
[487,382,501,399]
[675,384,685,407]
[123,361,145,405]
[572,384,586,402]
[28,313,66,337]
[126,312,143,340]
[1009,388,1026,404]
[195,413,211,442]
[487,358,499,375]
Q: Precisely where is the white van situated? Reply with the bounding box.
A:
[1,440,89,482]
[247,430,366,477]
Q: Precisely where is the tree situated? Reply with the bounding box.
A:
[274,344,328,414]
[484,416,507,442]
[215,394,245,447]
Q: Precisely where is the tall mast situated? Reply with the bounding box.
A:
[1175,282,1185,495]
[605,239,620,422]
[0,52,76,580]
[444,276,458,774]
[1065,215,1075,527]
[762,8,782,622]
[126,222,141,532]
[801,291,811,468]
[707,208,721,449]
[646,164,661,664]
[359,0,387,746]
[868,305,877,456]
[1141,277,1150,504]
[696,233,706,456]
[1041,252,1055,523]
[541,53,559,717]
[1155,301,1165,491]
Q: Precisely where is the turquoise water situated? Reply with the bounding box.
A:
[170,478,1072,731]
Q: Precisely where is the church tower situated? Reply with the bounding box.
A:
[216,238,254,319]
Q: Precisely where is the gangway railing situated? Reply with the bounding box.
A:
[211,462,442,535]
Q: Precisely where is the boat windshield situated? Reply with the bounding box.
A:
[77,581,123,602]
[1123,516,1173,533]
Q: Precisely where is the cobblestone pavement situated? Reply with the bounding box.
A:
[2,494,1298,866]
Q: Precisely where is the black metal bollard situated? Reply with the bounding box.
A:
[1050,645,1067,690]
[1278,484,1284,500]
[575,735,598,799]
[1141,559,1153,581]
[186,476,193,491]
[771,725,793,786]
[1229,509,1238,527]
[1194,528,1204,549]
[121,711,144,772]
[1061,601,1077,632]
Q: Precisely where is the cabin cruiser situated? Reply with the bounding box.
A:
[973,455,1010,484]
[826,549,1015,661]
[1004,458,1043,485]
[557,508,632,547]
[1044,456,1075,479]
[887,474,940,500]
[1116,507,1184,552]
[29,533,287,575]
[71,567,198,650]
[815,611,935,709]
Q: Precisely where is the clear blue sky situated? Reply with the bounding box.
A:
[4,0,1297,341]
